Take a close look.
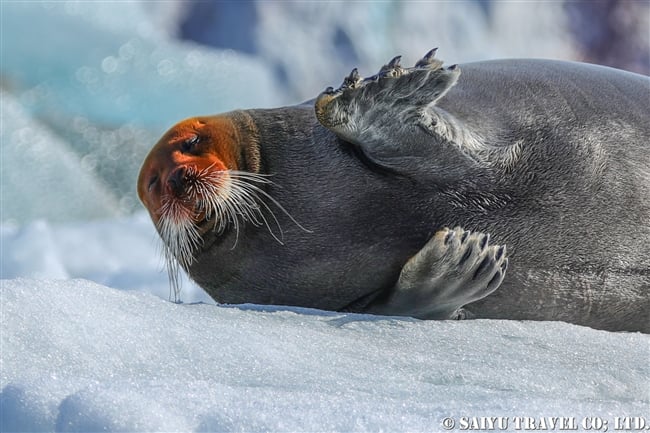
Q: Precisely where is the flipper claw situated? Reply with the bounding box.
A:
[315,48,461,143]
[388,55,402,68]
[342,68,362,89]
[379,55,404,77]
[415,48,442,69]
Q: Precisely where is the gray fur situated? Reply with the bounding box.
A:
[188,53,649,333]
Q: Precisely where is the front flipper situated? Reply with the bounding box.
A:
[315,49,463,167]
[363,227,508,320]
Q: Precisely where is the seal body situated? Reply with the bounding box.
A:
[139,55,649,332]
[183,107,437,310]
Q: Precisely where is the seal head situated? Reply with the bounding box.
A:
[137,113,262,294]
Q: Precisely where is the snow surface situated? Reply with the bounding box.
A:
[1,2,648,431]
[2,279,649,432]
[0,212,210,304]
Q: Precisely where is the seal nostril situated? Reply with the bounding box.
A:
[167,168,186,197]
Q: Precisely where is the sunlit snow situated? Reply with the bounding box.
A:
[3,279,648,432]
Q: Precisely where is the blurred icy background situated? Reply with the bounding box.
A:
[1,2,649,431]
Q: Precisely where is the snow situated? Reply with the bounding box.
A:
[1,2,648,431]
[0,213,210,304]
[2,279,648,432]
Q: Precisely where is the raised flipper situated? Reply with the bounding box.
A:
[315,48,459,138]
[315,49,471,174]
[362,227,508,320]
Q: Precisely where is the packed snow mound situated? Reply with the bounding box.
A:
[0,212,210,303]
[2,279,648,432]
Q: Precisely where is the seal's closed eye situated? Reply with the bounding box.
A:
[181,135,200,153]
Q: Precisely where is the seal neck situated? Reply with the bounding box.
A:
[229,110,262,174]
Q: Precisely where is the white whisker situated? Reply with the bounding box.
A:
[155,166,310,301]
[156,194,202,302]
[230,180,285,244]
[230,174,311,234]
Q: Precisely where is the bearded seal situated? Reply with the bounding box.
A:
[138,49,649,332]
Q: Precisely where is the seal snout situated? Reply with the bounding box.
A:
[166,167,187,198]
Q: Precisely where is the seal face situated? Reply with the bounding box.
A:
[137,114,267,293]
[138,117,239,227]
[139,50,650,332]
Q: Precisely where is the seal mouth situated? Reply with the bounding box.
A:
[169,167,227,226]
[156,164,232,261]
[154,165,309,300]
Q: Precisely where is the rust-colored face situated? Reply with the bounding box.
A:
[137,116,242,228]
